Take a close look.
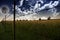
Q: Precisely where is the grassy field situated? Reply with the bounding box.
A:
[0,21,14,40]
[0,19,60,40]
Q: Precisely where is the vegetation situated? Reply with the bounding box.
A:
[47,16,51,20]
[39,18,41,20]
[0,19,60,40]
[0,21,14,40]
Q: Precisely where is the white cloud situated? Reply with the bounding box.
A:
[34,1,41,10]
[14,0,60,20]
[15,5,22,13]
[52,1,59,7]
[39,0,44,4]
[48,8,59,18]
[34,1,59,11]
[16,13,39,20]
[19,0,24,7]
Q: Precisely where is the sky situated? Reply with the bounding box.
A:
[0,0,14,21]
[0,0,60,21]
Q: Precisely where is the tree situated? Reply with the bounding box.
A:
[1,6,9,32]
[39,18,41,20]
[1,6,8,21]
[48,16,51,20]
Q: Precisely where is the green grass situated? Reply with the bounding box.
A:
[0,20,60,40]
[0,21,14,40]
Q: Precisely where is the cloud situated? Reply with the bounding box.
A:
[48,8,59,18]
[39,0,44,4]
[15,0,60,20]
[19,0,24,7]
[35,1,59,11]
[6,0,60,20]
[0,5,13,22]
[16,13,39,20]
[34,1,41,10]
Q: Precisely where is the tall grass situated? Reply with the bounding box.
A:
[15,20,60,40]
[0,21,14,40]
[0,20,60,40]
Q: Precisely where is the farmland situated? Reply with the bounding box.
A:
[0,19,60,40]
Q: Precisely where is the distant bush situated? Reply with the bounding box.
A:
[39,18,41,20]
[48,16,51,20]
